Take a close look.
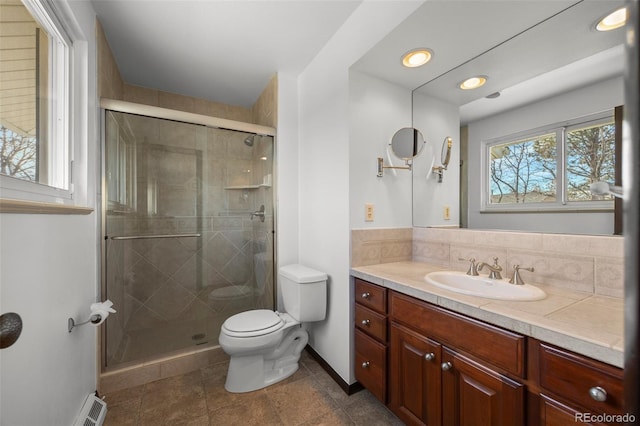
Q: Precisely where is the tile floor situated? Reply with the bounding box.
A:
[103,350,403,426]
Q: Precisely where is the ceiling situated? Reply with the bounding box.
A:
[90,0,362,108]
[352,0,626,124]
[91,0,626,118]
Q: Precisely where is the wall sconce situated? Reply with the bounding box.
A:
[377,127,425,177]
[432,137,452,183]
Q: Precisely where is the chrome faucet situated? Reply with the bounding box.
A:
[250,205,266,222]
[458,257,479,276]
[509,265,535,285]
[477,257,503,279]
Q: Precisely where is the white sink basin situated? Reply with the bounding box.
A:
[424,271,546,301]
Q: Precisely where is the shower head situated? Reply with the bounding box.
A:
[244,135,255,147]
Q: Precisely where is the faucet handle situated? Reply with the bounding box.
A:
[510,265,534,285]
[458,257,479,276]
[492,257,502,270]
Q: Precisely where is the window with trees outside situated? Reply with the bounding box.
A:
[0,0,71,197]
[483,111,615,211]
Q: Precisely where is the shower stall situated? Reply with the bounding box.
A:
[101,102,275,370]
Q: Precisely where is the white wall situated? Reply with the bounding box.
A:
[349,71,413,229]
[0,1,99,425]
[467,76,623,234]
[412,93,460,227]
[276,71,300,309]
[295,1,423,384]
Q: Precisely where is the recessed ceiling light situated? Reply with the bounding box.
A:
[459,76,487,90]
[402,49,433,68]
[596,7,627,31]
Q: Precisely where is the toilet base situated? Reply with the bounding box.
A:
[224,327,308,393]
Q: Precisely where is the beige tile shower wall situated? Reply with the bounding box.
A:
[122,84,254,123]
[97,19,124,99]
[413,228,624,298]
[252,74,278,128]
[351,228,413,267]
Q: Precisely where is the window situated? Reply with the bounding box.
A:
[483,111,615,211]
[0,0,71,198]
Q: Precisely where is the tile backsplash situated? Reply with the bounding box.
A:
[351,227,624,298]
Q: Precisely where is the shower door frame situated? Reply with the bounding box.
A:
[99,99,277,372]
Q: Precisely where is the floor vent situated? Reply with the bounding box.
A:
[74,393,107,426]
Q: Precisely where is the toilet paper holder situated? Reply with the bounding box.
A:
[68,300,116,333]
[68,314,103,333]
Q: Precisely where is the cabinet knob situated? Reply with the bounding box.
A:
[361,319,370,326]
[424,352,435,361]
[362,361,370,369]
[361,292,371,299]
[589,386,607,402]
[441,361,452,371]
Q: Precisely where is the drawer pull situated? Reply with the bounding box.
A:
[361,319,370,326]
[589,386,608,402]
[441,361,452,371]
[424,352,435,361]
[361,292,371,299]
[362,361,370,369]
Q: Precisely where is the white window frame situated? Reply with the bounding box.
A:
[481,110,615,213]
[0,0,73,202]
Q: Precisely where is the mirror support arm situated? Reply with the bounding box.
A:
[377,157,411,177]
[432,165,447,183]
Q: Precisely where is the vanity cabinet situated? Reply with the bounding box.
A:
[388,291,524,426]
[352,277,624,425]
[533,340,624,426]
[354,278,388,403]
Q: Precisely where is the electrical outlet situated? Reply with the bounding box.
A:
[443,205,450,220]
[365,203,375,222]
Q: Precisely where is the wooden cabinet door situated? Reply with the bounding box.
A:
[389,323,442,426]
[441,348,524,426]
[539,394,606,426]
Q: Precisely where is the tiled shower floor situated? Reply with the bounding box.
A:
[103,350,402,426]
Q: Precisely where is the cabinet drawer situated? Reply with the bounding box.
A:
[355,279,387,314]
[355,329,386,402]
[390,291,525,377]
[355,303,387,342]
[538,343,624,414]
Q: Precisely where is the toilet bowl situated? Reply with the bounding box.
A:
[218,264,327,393]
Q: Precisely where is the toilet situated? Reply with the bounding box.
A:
[218,264,327,393]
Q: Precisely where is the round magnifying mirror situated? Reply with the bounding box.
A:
[390,127,426,161]
[440,137,452,168]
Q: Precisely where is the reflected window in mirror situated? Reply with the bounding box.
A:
[482,110,615,211]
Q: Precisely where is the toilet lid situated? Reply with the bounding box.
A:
[222,310,285,337]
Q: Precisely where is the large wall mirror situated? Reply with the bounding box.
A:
[409,1,625,235]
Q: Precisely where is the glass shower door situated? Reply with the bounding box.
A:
[103,110,274,369]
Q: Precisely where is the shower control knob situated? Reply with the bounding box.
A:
[362,361,370,369]
[424,352,435,361]
[361,319,370,326]
[441,361,453,371]
[361,292,371,299]
[589,386,607,402]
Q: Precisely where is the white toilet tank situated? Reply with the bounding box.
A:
[279,264,327,322]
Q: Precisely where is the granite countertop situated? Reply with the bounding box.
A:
[351,261,624,368]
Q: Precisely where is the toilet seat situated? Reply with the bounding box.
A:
[221,309,285,338]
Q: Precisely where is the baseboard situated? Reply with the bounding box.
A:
[304,345,364,395]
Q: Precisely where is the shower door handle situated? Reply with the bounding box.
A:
[110,233,201,240]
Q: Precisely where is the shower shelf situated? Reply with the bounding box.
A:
[224,184,271,190]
